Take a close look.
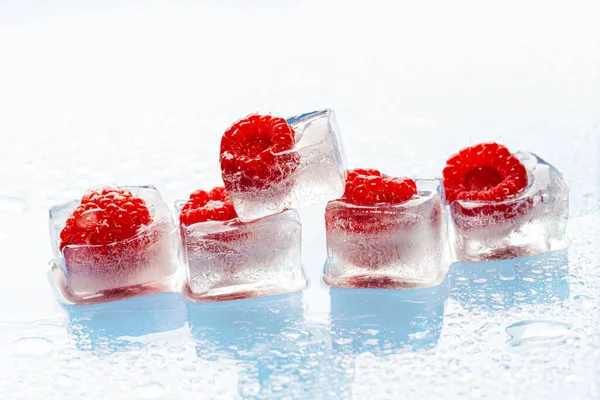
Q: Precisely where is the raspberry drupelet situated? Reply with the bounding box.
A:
[324,169,448,289]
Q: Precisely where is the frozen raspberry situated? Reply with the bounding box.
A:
[59,187,152,250]
[220,114,300,191]
[343,168,417,206]
[442,142,528,204]
[179,186,237,225]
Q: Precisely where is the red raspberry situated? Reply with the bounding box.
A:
[220,114,300,191]
[343,168,417,206]
[59,186,152,250]
[179,186,237,225]
[442,142,528,204]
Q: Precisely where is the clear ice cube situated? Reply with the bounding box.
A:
[445,152,569,262]
[178,208,306,301]
[48,185,180,304]
[324,179,449,289]
[224,109,347,222]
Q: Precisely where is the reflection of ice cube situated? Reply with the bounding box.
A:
[330,284,446,354]
[448,249,569,311]
[187,292,304,355]
[65,292,186,353]
[48,185,179,304]
[446,152,569,262]
[178,208,306,301]
[324,179,449,289]
[187,293,324,397]
[226,109,346,222]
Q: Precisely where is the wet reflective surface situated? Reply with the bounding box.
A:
[1,1,600,398]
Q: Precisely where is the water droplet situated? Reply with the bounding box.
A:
[498,267,517,281]
[0,197,27,213]
[134,382,165,399]
[574,295,594,309]
[531,268,544,275]
[12,337,53,358]
[54,373,76,388]
[409,330,431,340]
[506,320,571,346]
[565,374,580,384]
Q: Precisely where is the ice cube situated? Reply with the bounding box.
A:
[49,185,180,304]
[445,152,569,262]
[177,207,306,301]
[223,109,347,222]
[324,179,449,289]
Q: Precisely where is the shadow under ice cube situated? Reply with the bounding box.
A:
[324,179,449,289]
[446,152,569,262]
[48,186,180,304]
[178,209,306,301]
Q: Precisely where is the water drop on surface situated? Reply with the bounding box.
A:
[574,295,594,309]
[134,382,165,399]
[498,268,517,281]
[506,320,571,346]
[0,197,27,213]
[12,337,53,358]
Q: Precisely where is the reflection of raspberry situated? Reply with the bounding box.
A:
[179,186,237,225]
[442,142,528,204]
[343,168,417,206]
[220,114,300,191]
[59,187,151,250]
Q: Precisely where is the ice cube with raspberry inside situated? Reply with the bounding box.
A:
[324,169,448,289]
[442,142,569,262]
[220,109,346,222]
[49,185,179,304]
[177,186,306,301]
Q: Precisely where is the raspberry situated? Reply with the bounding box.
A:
[442,142,528,204]
[59,186,152,250]
[343,168,417,206]
[179,186,237,225]
[220,114,300,191]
